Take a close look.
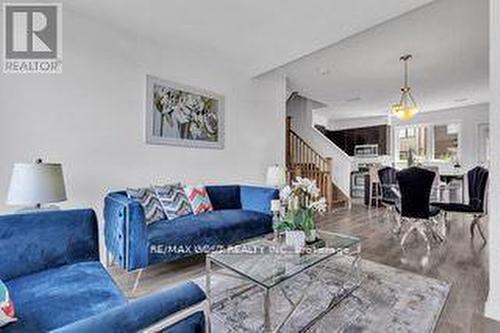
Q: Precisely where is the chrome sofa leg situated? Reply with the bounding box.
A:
[105,250,116,268]
[132,268,144,296]
[203,300,211,333]
[105,250,111,267]
[105,250,109,267]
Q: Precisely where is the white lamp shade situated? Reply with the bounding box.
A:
[266,165,287,187]
[6,163,67,206]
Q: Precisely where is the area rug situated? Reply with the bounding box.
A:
[192,258,450,332]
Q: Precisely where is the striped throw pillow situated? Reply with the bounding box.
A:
[126,187,166,225]
[154,184,193,220]
[184,185,213,215]
[0,280,16,327]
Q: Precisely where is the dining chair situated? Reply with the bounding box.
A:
[432,166,489,243]
[421,165,447,202]
[377,166,399,230]
[378,166,398,207]
[396,167,444,252]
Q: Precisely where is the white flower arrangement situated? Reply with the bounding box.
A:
[277,177,327,237]
[280,177,326,212]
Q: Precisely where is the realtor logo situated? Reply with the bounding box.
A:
[3,3,62,73]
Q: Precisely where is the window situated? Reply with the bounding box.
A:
[433,124,459,161]
[395,123,460,163]
[397,126,428,162]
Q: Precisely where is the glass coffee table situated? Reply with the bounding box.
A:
[205,230,362,332]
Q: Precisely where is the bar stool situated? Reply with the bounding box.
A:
[368,164,382,209]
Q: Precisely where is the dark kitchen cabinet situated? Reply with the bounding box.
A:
[316,125,390,156]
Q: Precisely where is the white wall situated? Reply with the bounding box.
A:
[287,96,352,197]
[328,115,388,131]
[485,0,500,321]
[312,112,328,128]
[328,104,489,170]
[0,9,286,215]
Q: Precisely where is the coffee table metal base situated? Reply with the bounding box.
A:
[205,244,362,333]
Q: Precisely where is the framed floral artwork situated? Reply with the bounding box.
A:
[145,75,225,149]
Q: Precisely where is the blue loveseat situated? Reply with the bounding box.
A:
[104,185,278,271]
[0,209,208,333]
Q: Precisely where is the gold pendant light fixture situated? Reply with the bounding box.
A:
[391,54,419,121]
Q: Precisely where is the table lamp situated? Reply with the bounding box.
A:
[266,165,287,188]
[6,159,67,211]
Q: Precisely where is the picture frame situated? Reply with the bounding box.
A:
[145,75,225,149]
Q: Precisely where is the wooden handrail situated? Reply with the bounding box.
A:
[289,130,324,162]
[287,129,330,172]
[286,116,334,209]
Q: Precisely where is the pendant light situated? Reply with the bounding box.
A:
[391,54,419,121]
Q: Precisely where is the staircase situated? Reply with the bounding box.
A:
[286,117,348,210]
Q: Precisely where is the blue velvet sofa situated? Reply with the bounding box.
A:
[0,209,208,333]
[104,185,278,271]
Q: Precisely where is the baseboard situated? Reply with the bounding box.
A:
[484,300,500,321]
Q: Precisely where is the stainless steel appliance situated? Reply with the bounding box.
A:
[354,144,379,157]
[351,171,367,198]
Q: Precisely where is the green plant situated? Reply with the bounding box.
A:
[276,203,317,237]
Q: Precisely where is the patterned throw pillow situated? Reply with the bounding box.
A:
[184,185,213,215]
[126,187,166,225]
[0,280,16,327]
[154,184,193,220]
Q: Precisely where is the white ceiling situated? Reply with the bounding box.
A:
[59,0,435,76]
[278,0,489,120]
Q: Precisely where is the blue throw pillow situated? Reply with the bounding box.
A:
[205,185,241,210]
[0,280,16,327]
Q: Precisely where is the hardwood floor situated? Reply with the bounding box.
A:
[109,205,500,332]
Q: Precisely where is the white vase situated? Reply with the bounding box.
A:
[285,230,306,252]
[305,229,317,243]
